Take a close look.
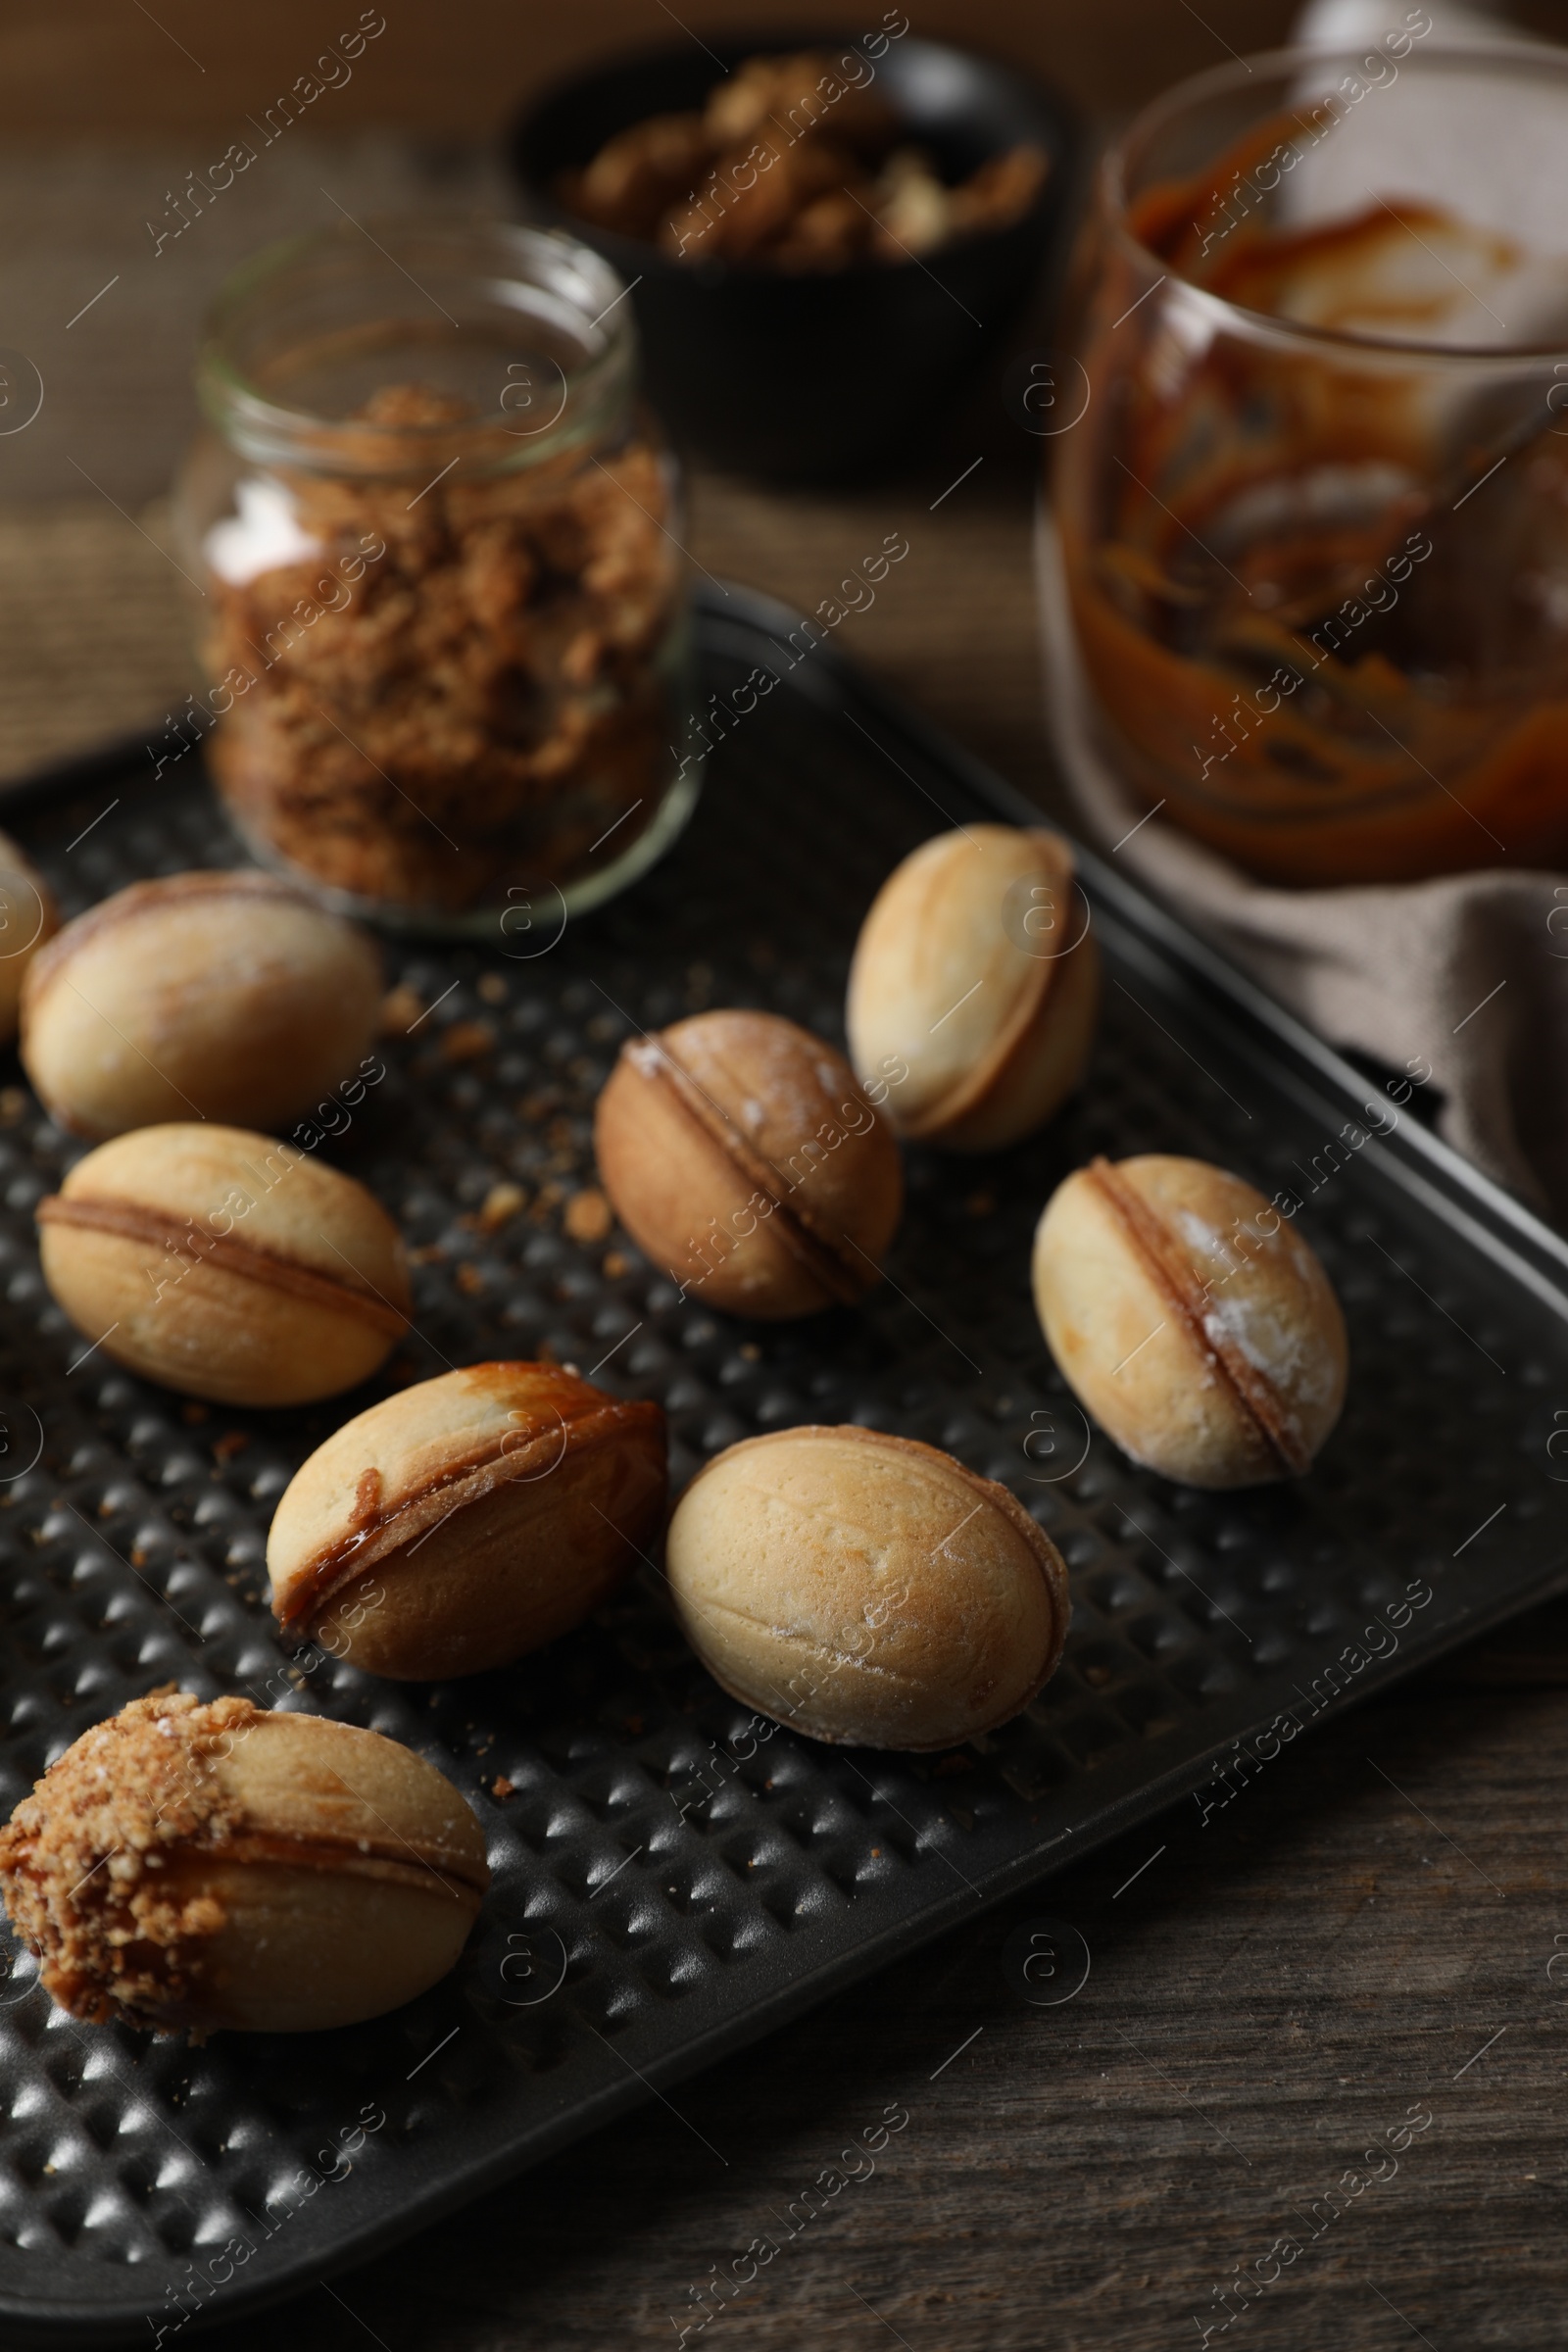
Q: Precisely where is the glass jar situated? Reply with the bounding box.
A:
[1054,41,1568,887]
[172,220,700,934]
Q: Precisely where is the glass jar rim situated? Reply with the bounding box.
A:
[197,216,636,471]
[1102,39,1568,367]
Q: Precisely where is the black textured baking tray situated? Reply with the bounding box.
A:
[0,581,1563,2344]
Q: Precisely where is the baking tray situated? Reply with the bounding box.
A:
[0,581,1564,2344]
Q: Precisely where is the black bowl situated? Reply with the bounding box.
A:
[506,32,1078,482]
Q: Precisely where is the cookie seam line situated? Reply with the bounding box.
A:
[37,1192,408,1336]
[276,1398,662,1628]
[1084,1157,1305,1476]
[634,1041,869,1305]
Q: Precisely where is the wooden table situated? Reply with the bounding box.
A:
[2,11,1567,2345]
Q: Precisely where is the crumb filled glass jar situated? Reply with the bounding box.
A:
[173,220,699,934]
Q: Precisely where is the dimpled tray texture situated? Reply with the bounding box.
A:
[0,584,1563,2342]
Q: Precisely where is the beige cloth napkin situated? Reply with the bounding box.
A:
[1034,512,1568,1220]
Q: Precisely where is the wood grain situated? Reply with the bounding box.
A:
[1,1,1304,135]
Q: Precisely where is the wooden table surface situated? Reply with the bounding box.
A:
[4,9,1568,2347]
